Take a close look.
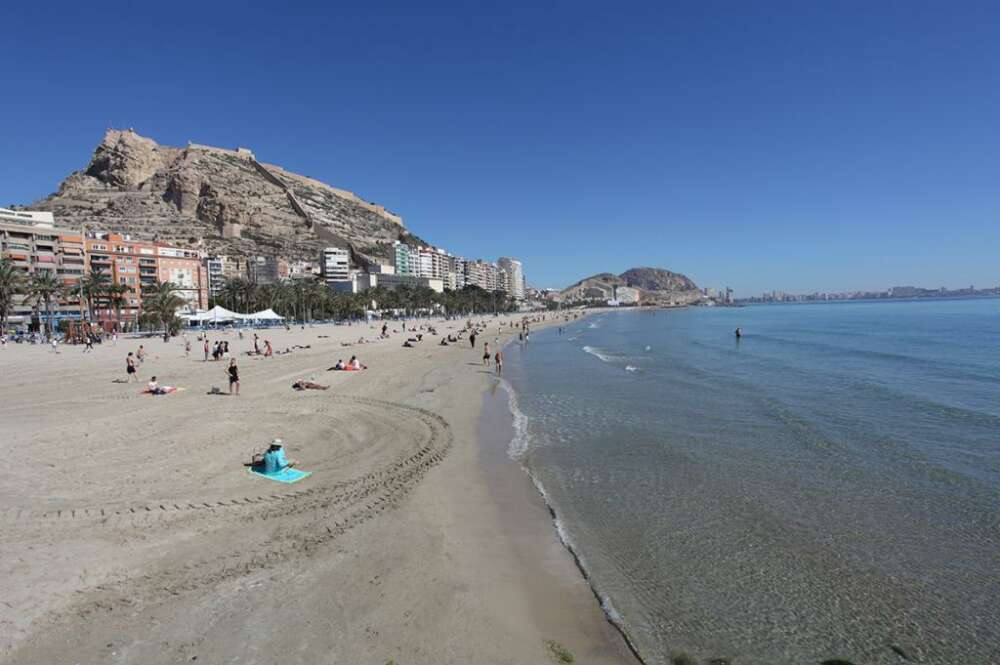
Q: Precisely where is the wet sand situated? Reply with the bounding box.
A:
[0,314,636,664]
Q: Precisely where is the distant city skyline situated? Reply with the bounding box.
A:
[3,2,1000,294]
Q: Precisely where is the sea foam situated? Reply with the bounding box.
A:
[582,346,616,363]
[502,379,531,460]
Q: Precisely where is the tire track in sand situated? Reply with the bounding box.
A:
[4,395,454,635]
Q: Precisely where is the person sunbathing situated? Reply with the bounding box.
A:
[292,379,329,391]
[403,340,415,348]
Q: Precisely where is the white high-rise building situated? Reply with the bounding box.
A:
[497,257,525,300]
[320,247,350,285]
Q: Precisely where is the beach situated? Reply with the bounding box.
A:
[0,314,637,664]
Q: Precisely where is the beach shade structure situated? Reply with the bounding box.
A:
[248,308,284,322]
[182,305,248,325]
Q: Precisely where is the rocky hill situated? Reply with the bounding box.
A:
[561,267,702,305]
[29,129,423,263]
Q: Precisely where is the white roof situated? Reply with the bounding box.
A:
[182,306,285,322]
[249,308,284,320]
[183,305,245,322]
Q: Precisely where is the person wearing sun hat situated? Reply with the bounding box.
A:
[262,439,297,474]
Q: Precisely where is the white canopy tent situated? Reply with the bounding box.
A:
[182,305,247,324]
[248,308,285,321]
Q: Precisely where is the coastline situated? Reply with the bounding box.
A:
[482,377,646,665]
[0,311,635,664]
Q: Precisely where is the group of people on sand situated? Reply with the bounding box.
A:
[125,346,241,395]
[329,355,366,371]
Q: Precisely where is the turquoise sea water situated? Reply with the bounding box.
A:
[503,299,1000,665]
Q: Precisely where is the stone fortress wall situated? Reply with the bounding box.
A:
[185,142,403,226]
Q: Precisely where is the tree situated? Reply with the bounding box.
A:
[142,281,185,334]
[0,258,27,332]
[79,270,111,321]
[107,283,131,330]
[27,271,66,340]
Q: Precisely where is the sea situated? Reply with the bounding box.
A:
[501,299,1000,665]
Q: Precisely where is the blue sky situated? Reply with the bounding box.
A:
[3,1,999,295]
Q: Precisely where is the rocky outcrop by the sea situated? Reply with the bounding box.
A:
[31,129,421,263]
[561,266,702,305]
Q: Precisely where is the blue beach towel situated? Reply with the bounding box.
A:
[249,467,312,484]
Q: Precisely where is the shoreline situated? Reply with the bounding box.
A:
[0,311,636,664]
[483,376,647,665]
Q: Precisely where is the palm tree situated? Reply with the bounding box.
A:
[0,258,27,333]
[27,271,66,340]
[107,283,131,331]
[142,281,185,334]
[79,270,111,321]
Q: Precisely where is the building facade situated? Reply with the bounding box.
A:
[394,242,415,276]
[0,209,85,322]
[86,233,208,318]
[497,257,525,300]
[614,286,641,304]
[463,259,500,292]
[319,247,351,286]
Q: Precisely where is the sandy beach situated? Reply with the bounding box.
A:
[0,314,637,664]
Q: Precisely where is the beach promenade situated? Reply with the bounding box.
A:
[0,314,636,664]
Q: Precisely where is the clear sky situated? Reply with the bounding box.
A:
[3,1,999,295]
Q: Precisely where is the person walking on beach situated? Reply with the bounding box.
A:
[184,337,191,357]
[227,358,240,395]
[83,335,94,353]
[203,339,210,362]
[494,349,503,375]
[264,340,273,357]
[482,341,491,365]
[136,345,146,364]
[470,331,477,349]
[253,334,260,355]
[126,352,138,382]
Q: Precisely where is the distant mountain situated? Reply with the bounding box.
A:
[29,129,424,263]
[561,267,701,305]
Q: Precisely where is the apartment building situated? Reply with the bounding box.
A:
[320,247,351,286]
[497,257,525,301]
[463,259,500,291]
[86,233,208,319]
[0,209,84,321]
[394,242,415,276]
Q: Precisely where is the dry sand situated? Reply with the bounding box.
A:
[0,314,638,664]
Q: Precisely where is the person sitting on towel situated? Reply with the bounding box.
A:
[261,440,297,473]
[147,376,167,395]
[348,355,366,370]
[334,359,345,370]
